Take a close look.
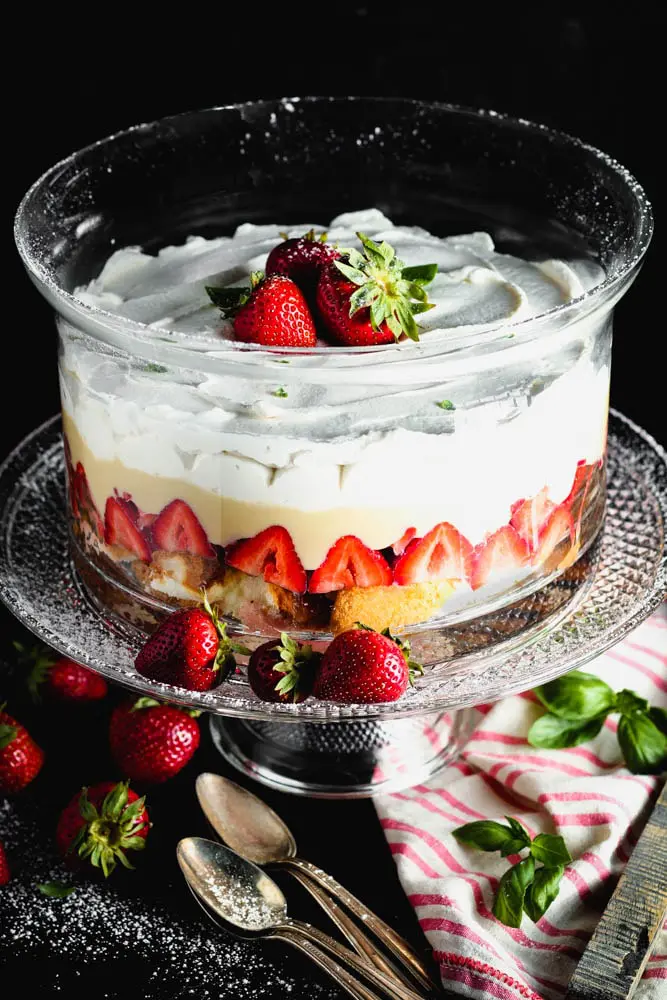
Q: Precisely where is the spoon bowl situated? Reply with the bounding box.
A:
[177,837,287,933]
[196,772,296,864]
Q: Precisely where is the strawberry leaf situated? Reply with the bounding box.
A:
[402,263,438,284]
[0,723,17,750]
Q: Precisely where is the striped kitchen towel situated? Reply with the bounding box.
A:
[376,603,667,999]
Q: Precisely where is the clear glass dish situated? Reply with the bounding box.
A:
[14,98,652,643]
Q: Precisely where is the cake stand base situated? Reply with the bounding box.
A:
[209,709,475,798]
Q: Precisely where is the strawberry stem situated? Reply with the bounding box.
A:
[272,632,320,702]
[72,781,148,878]
[334,233,437,342]
[200,589,251,676]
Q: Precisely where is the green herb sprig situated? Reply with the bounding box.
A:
[453,816,571,927]
[528,671,667,774]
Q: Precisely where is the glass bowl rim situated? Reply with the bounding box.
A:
[14,95,654,362]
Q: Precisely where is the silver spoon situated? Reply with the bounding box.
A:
[177,837,426,1000]
[184,878,382,1000]
[196,772,437,995]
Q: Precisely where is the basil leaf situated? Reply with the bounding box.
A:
[616,689,649,716]
[530,833,572,867]
[452,820,518,852]
[499,838,531,858]
[523,866,564,923]
[534,671,616,721]
[37,881,76,898]
[493,857,535,928]
[648,706,667,736]
[617,713,667,775]
[527,712,606,749]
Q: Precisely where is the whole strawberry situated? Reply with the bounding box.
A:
[56,780,149,877]
[0,841,10,885]
[0,706,44,792]
[248,633,320,704]
[316,233,437,346]
[135,592,249,691]
[207,273,317,347]
[109,698,201,784]
[314,626,423,704]
[265,230,340,298]
[16,641,108,703]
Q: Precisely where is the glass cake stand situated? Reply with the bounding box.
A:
[0,411,664,797]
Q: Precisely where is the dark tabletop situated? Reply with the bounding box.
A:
[2,7,664,998]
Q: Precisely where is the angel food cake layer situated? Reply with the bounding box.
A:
[61,209,608,634]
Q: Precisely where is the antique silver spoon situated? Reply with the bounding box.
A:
[177,837,427,1000]
[196,772,437,995]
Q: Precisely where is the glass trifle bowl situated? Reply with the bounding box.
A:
[14,98,652,650]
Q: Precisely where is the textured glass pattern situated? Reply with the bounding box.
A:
[0,411,664,722]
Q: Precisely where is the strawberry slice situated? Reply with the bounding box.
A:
[564,459,601,538]
[391,527,417,557]
[104,497,151,562]
[469,525,530,590]
[510,487,556,552]
[309,536,392,593]
[393,522,473,585]
[152,499,215,558]
[533,505,574,565]
[72,462,104,538]
[226,525,307,594]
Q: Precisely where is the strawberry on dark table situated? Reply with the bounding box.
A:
[0,840,10,885]
[56,780,149,877]
[109,697,201,783]
[15,641,108,703]
[0,705,44,792]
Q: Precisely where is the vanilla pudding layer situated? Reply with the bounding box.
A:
[62,210,610,572]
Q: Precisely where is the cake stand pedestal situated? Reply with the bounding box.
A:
[0,411,664,797]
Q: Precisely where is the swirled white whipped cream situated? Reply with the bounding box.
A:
[63,210,609,563]
[75,208,602,338]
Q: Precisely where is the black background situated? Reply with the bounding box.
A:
[2,6,664,998]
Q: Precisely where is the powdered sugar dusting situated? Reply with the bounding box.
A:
[0,799,338,998]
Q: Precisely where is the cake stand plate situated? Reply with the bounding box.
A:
[0,411,665,797]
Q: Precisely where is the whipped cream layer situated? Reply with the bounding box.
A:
[62,210,610,569]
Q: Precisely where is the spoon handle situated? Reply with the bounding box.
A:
[285,918,427,1000]
[272,931,385,1000]
[286,865,414,991]
[284,857,437,995]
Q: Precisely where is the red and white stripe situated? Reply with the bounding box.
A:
[376,603,667,999]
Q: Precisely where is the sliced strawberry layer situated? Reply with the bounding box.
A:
[510,487,556,552]
[152,499,215,558]
[393,522,473,585]
[226,525,307,594]
[104,497,151,562]
[309,535,392,593]
[469,524,530,590]
[533,505,574,565]
[391,527,417,557]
